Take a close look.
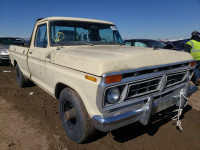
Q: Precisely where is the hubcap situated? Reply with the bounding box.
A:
[63,100,77,132]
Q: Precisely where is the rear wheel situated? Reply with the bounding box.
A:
[15,64,30,87]
[59,88,96,143]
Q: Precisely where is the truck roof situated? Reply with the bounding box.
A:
[37,17,114,25]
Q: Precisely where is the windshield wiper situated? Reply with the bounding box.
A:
[52,42,93,46]
[53,42,123,46]
[82,42,94,46]
[112,42,124,46]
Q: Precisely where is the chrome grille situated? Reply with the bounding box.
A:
[166,71,187,87]
[1,55,9,59]
[127,77,162,99]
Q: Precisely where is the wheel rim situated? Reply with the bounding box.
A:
[62,99,77,132]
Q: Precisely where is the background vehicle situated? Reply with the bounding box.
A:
[124,39,166,48]
[0,37,25,65]
[0,47,9,65]
[164,39,190,51]
[9,17,197,143]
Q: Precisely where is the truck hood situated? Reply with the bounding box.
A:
[51,46,193,76]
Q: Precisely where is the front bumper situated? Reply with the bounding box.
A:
[92,84,198,132]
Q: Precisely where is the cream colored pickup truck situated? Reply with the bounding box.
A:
[9,17,197,143]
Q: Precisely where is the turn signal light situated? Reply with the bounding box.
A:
[85,75,97,82]
[105,74,122,84]
[190,61,196,67]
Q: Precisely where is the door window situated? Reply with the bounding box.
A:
[35,24,47,48]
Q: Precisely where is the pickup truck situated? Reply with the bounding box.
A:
[9,17,197,143]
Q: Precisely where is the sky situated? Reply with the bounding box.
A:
[0,0,200,40]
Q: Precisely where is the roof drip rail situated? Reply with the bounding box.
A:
[35,18,44,23]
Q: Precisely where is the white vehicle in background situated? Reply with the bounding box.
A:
[0,37,24,64]
[0,47,9,64]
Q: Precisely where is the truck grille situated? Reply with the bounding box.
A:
[166,71,187,87]
[126,71,187,100]
[127,77,162,99]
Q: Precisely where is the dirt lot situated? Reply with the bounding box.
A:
[0,65,200,150]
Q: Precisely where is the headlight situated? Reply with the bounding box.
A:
[106,87,121,104]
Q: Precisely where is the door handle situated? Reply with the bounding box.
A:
[29,52,32,54]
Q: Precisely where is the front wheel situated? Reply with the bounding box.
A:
[59,88,96,143]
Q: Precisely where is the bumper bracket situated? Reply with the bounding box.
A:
[140,96,153,125]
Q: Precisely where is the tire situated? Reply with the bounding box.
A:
[15,64,30,87]
[59,88,96,143]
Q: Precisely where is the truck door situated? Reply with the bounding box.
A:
[27,22,50,89]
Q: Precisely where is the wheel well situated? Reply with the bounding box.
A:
[55,83,69,99]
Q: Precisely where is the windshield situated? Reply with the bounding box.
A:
[50,21,123,46]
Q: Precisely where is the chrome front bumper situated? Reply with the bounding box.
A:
[92,84,198,132]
